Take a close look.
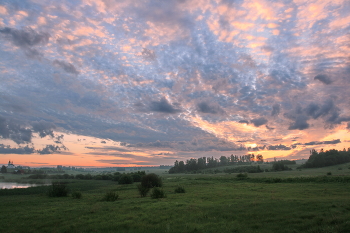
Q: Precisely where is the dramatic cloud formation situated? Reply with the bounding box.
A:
[0,0,350,167]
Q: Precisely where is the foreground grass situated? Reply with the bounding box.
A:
[0,171,350,233]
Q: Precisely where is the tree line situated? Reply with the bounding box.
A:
[301,148,350,168]
[169,154,264,174]
[24,171,146,184]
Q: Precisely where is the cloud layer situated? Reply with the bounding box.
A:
[0,0,350,166]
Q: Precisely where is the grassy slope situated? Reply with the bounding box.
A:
[0,164,350,233]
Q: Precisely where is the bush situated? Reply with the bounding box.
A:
[48,182,69,197]
[131,171,145,182]
[72,191,82,199]
[272,162,290,171]
[327,172,332,176]
[118,174,133,184]
[102,191,118,202]
[141,173,162,188]
[236,173,248,179]
[151,187,166,199]
[174,186,185,193]
[137,184,150,197]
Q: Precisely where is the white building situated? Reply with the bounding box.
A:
[7,160,15,169]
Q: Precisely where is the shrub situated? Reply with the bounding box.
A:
[272,162,290,171]
[327,172,332,176]
[48,182,69,197]
[118,174,133,184]
[72,191,82,199]
[137,184,150,197]
[236,173,248,179]
[151,187,166,199]
[174,186,185,193]
[141,173,162,188]
[102,191,118,201]
[131,171,145,182]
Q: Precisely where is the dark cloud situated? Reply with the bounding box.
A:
[9,127,32,144]
[323,139,341,144]
[149,97,181,113]
[314,74,332,84]
[0,116,32,144]
[85,146,131,152]
[32,121,55,138]
[304,139,341,145]
[0,144,35,154]
[268,144,291,150]
[37,145,61,154]
[53,60,80,75]
[56,134,64,142]
[197,102,225,114]
[304,103,320,118]
[128,140,174,148]
[238,120,249,124]
[326,113,350,125]
[0,27,50,48]
[288,115,309,130]
[305,99,335,119]
[250,117,268,127]
[101,141,106,144]
[0,116,10,139]
[128,139,247,152]
[271,104,280,116]
[95,160,156,166]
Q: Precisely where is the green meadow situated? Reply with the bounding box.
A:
[1,164,350,233]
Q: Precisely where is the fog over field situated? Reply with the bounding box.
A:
[0,0,350,167]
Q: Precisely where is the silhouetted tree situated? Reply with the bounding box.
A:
[0,165,6,173]
[303,148,350,168]
[256,154,264,164]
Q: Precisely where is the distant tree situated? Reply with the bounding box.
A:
[278,160,296,165]
[118,174,133,184]
[197,157,206,170]
[185,158,198,171]
[178,161,185,172]
[256,154,264,164]
[302,148,350,168]
[141,173,162,188]
[219,156,228,166]
[0,165,7,173]
[272,161,291,171]
[207,156,218,168]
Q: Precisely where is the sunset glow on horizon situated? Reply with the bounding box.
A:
[1,0,350,168]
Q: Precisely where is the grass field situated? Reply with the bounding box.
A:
[1,164,350,233]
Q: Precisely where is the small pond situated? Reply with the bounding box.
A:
[0,182,47,189]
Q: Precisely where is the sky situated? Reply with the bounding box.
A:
[0,0,350,168]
